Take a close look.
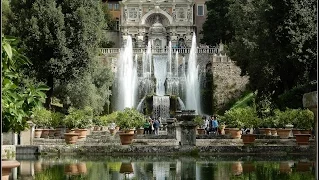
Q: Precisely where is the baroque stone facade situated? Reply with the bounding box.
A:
[120,0,195,48]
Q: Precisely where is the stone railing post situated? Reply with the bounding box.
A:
[20,121,34,145]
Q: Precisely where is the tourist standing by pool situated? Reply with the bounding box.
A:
[153,119,160,135]
[143,119,150,134]
[212,115,219,135]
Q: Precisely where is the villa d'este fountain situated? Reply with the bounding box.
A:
[114,33,201,121]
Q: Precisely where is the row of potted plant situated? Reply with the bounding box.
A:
[216,107,314,145]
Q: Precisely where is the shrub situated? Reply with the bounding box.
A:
[116,108,145,130]
[293,109,314,130]
[63,106,93,129]
[193,115,204,127]
[50,112,64,129]
[223,107,260,128]
[32,107,51,128]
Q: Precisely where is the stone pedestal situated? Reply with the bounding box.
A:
[166,118,176,137]
[176,121,197,146]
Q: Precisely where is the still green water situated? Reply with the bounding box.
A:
[17,155,315,180]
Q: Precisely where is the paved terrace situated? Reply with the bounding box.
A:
[15,130,316,158]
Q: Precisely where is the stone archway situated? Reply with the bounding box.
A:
[140,8,173,25]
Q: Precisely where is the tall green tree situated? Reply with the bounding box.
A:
[8,0,106,108]
[200,0,235,45]
[202,0,317,110]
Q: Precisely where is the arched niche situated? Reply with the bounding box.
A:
[141,10,172,26]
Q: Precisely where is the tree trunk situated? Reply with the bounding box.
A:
[45,74,54,109]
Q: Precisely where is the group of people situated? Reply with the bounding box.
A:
[143,117,161,135]
[204,115,220,135]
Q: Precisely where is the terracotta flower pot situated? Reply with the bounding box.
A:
[64,133,79,144]
[271,128,277,136]
[119,133,135,145]
[75,129,88,139]
[295,134,310,145]
[41,129,50,138]
[229,128,242,139]
[34,129,42,138]
[48,129,56,138]
[197,128,205,135]
[276,129,291,139]
[242,134,256,145]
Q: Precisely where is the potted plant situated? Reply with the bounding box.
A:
[223,108,245,139]
[240,107,260,144]
[92,116,104,131]
[116,108,145,145]
[275,109,295,139]
[293,109,314,145]
[31,107,51,138]
[135,116,146,135]
[101,111,119,134]
[63,107,80,144]
[193,115,205,135]
[75,106,93,139]
[50,112,64,138]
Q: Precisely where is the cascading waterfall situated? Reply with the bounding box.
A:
[116,36,138,110]
[153,55,167,96]
[168,42,172,76]
[185,33,201,114]
[175,52,179,77]
[153,96,170,119]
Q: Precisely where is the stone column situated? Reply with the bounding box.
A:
[302,91,317,135]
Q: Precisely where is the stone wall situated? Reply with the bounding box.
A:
[211,55,249,110]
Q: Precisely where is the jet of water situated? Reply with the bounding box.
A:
[185,33,201,114]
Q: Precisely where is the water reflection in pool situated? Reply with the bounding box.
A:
[16,156,315,180]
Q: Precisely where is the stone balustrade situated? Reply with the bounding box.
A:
[100,47,219,55]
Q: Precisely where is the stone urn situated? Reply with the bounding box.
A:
[2,160,20,180]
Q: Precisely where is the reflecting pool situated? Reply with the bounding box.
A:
[15,155,316,180]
